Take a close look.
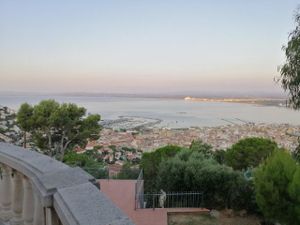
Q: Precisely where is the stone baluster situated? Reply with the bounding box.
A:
[23,177,34,225]
[11,171,24,225]
[33,193,44,225]
[45,208,60,225]
[0,164,13,221]
[0,164,2,214]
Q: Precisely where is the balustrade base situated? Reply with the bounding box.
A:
[10,217,23,225]
[0,211,12,222]
[24,222,33,225]
[0,218,7,225]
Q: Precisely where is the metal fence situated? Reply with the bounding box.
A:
[134,170,203,209]
[135,169,144,209]
[135,192,204,209]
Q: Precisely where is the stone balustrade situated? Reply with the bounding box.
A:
[0,143,134,225]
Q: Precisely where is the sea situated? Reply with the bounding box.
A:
[1,93,300,128]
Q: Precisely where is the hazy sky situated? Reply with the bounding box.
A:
[0,0,299,95]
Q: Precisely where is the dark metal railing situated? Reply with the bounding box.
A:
[135,192,204,209]
[135,169,144,209]
[134,170,203,209]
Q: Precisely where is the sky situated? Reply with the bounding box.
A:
[0,0,299,96]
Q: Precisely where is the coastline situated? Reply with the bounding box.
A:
[1,104,299,167]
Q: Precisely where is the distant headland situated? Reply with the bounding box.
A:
[184,96,287,107]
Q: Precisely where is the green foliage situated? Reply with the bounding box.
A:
[84,149,103,162]
[16,103,34,146]
[63,151,107,179]
[17,100,101,160]
[156,149,255,210]
[280,11,300,109]
[93,145,103,151]
[189,139,213,157]
[109,145,117,151]
[140,145,183,191]
[292,143,300,162]
[213,149,226,164]
[121,146,137,153]
[289,168,300,216]
[17,103,34,131]
[116,163,140,179]
[225,137,278,170]
[254,150,300,225]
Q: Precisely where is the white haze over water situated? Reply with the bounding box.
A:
[1,94,300,128]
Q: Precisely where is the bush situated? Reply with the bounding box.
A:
[156,149,255,210]
[254,150,300,225]
[140,145,183,191]
[63,151,107,179]
[116,163,140,179]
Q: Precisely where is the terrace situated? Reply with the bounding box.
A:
[0,143,134,225]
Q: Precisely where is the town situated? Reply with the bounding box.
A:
[0,106,21,144]
[77,123,300,166]
[1,105,299,168]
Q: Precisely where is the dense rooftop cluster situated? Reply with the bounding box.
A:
[0,106,21,144]
[85,124,299,156]
[71,123,300,171]
[75,133,142,166]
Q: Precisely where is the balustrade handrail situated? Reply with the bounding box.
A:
[0,143,134,225]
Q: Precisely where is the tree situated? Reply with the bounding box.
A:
[254,150,300,225]
[16,103,34,147]
[17,100,101,160]
[50,103,101,160]
[225,137,278,170]
[140,145,183,191]
[31,100,60,156]
[280,10,300,109]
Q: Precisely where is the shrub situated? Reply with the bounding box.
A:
[63,151,107,179]
[140,145,183,191]
[254,150,300,225]
[116,163,140,179]
[156,149,255,210]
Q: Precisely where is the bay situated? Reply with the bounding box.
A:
[1,94,300,128]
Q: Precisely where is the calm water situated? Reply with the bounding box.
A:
[1,94,300,128]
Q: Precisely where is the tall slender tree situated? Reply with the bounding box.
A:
[280,8,300,161]
[280,10,300,109]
